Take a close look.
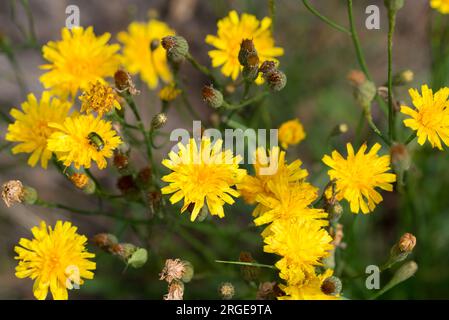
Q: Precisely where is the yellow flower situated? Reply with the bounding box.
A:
[237,146,308,204]
[40,27,120,98]
[322,143,396,214]
[205,10,284,82]
[278,269,340,300]
[278,119,306,149]
[401,85,449,150]
[431,0,449,14]
[264,217,333,285]
[80,81,121,116]
[161,137,246,221]
[5,92,71,169]
[159,83,181,102]
[15,221,95,300]
[254,179,326,226]
[118,20,174,89]
[47,115,122,169]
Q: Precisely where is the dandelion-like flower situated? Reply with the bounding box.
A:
[205,10,284,81]
[431,0,449,14]
[278,269,340,300]
[80,81,121,116]
[237,146,308,204]
[40,27,120,98]
[118,20,174,89]
[47,115,122,169]
[322,143,396,214]
[14,221,95,300]
[5,92,71,169]
[278,119,306,149]
[401,85,449,150]
[264,217,333,285]
[161,137,246,221]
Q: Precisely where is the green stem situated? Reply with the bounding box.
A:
[405,132,417,145]
[347,0,372,80]
[387,8,398,141]
[20,0,38,47]
[302,0,351,35]
[364,108,391,146]
[186,53,220,88]
[215,260,276,270]
[223,91,269,110]
[268,0,276,33]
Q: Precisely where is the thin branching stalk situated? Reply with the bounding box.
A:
[387,7,398,141]
[302,0,351,35]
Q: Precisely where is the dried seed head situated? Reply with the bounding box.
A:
[256,282,279,300]
[164,280,184,300]
[219,282,235,300]
[2,180,24,207]
[398,233,416,253]
[117,175,138,195]
[160,259,194,283]
[202,85,224,109]
[114,70,140,95]
[151,113,168,130]
[321,276,342,296]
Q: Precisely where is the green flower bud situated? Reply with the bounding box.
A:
[355,80,377,107]
[180,260,194,283]
[127,248,148,268]
[384,0,404,12]
[265,69,287,92]
[151,113,168,130]
[161,36,189,63]
[202,85,224,109]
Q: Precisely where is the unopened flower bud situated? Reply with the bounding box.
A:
[164,280,184,300]
[242,52,260,82]
[202,85,224,109]
[151,113,167,130]
[390,143,411,171]
[238,39,257,66]
[150,39,159,51]
[321,276,342,296]
[239,252,260,282]
[114,70,140,95]
[264,69,287,92]
[127,247,148,268]
[259,61,276,74]
[393,70,414,86]
[398,233,416,253]
[92,233,118,251]
[219,282,235,300]
[69,173,95,194]
[111,243,137,261]
[384,261,417,293]
[256,282,282,300]
[347,70,366,87]
[1,180,37,207]
[355,80,377,107]
[161,35,189,63]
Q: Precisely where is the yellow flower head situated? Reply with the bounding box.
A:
[159,83,181,102]
[431,0,449,14]
[15,221,95,300]
[161,137,246,221]
[47,115,122,169]
[80,81,121,116]
[5,92,71,169]
[401,85,449,150]
[278,119,306,149]
[278,269,340,300]
[322,143,396,214]
[264,217,333,285]
[118,20,174,89]
[205,10,284,82]
[40,27,120,98]
[237,146,308,204]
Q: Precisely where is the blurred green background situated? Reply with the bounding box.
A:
[1,0,449,299]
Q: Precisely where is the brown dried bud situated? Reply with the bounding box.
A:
[110,243,137,260]
[256,282,281,300]
[114,70,140,95]
[238,39,257,67]
[331,223,345,247]
[113,151,129,171]
[219,282,235,300]
[202,85,224,109]
[321,276,342,296]
[164,280,184,300]
[259,61,276,74]
[136,166,152,189]
[151,113,168,130]
[92,233,118,251]
[117,175,138,195]
[1,180,37,207]
[265,69,287,92]
[398,233,416,253]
